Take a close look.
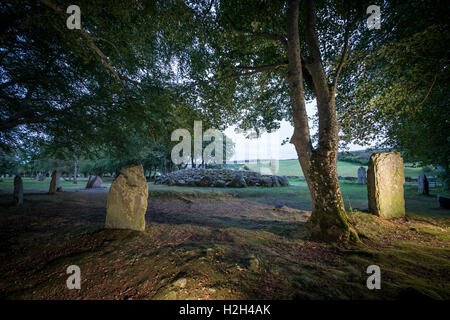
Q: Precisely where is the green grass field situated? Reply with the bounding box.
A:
[244,159,423,177]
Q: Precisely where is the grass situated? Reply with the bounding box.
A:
[244,159,423,178]
[0,169,449,300]
[2,175,448,217]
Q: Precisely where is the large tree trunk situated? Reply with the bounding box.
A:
[73,159,78,184]
[286,0,357,242]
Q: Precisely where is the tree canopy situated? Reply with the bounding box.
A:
[1,0,448,241]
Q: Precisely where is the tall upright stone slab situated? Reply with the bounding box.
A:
[357,167,367,184]
[367,152,405,218]
[86,175,102,188]
[105,164,148,231]
[85,175,93,188]
[417,174,429,195]
[13,175,23,206]
[48,170,61,195]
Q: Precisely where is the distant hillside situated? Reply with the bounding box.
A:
[239,158,423,178]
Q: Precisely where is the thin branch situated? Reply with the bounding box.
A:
[39,0,155,141]
[331,19,351,93]
[236,61,288,71]
[336,88,358,108]
[304,0,329,98]
[39,0,132,96]
[305,0,322,64]
[418,72,438,107]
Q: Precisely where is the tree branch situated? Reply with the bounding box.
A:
[331,19,351,93]
[286,0,313,165]
[39,0,155,141]
[304,0,329,97]
[236,61,288,71]
[40,0,127,89]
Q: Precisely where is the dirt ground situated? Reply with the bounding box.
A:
[0,187,449,300]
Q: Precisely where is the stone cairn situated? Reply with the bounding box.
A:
[154,168,290,188]
[367,152,405,218]
[357,167,367,184]
[105,164,149,231]
[417,174,429,195]
[13,175,23,206]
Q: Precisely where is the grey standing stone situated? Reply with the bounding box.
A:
[367,152,405,218]
[357,167,367,184]
[86,175,102,188]
[13,175,23,206]
[105,164,148,231]
[85,175,94,188]
[417,174,429,195]
[48,170,61,194]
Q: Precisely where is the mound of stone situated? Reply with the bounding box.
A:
[154,168,289,188]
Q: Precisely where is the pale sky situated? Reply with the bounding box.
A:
[224,101,370,161]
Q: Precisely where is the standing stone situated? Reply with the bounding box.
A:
[37,174,45,181]
[105,164,148,231]
[367,152,405,218]
[90,176,103,188]
[13,176,23,206]
[85,175,94,188]
[417,174,429,195]
[357,167,367,184]
[48,170,61,195]
[86,175,102,188]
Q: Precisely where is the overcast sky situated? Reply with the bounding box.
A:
[224,101,370,161]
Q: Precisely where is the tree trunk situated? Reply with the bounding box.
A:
[287,0,357,242]
[73,159,78,184]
